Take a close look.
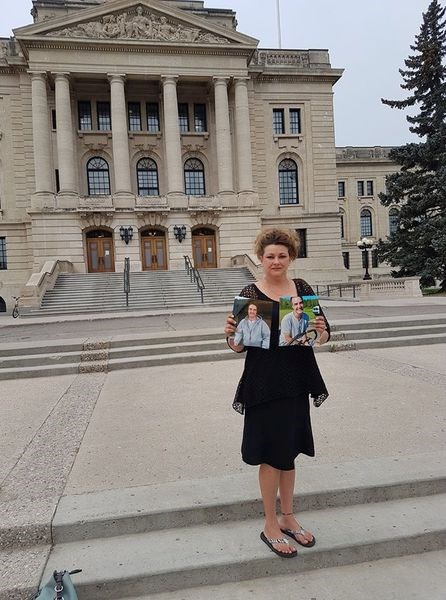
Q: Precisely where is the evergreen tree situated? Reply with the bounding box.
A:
[379,0,446,289]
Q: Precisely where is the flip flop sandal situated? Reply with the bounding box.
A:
[280,527,316,548]
[260,531,298,558]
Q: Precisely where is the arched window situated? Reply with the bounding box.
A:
[184,158,205,196]
[137,158,159,196]
[360,208,373,237]
[87,157,110,195]
[278,159,298,205]
[389,208,399,235]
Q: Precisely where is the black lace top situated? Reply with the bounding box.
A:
[232,279,329,414]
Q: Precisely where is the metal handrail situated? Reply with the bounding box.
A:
[183,255,206,303]
[315,283,358,299]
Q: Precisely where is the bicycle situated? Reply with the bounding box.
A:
[12,295,21,318]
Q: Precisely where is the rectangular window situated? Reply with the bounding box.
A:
[342,251,350,270]
[289,108,301,134]
[128,102,142,131]
[146,102,160,132]
[55,169,60,193]
[357,180,365,196]
[372,249,379,268]
[340,214,345,239]
[0,237,6,270]
[178,103,189,133]
[338,181,346,198]
[273,108,285,135]
[51,109,57,130]
[194,103,207,132]
[366,180,374,196]
[296,229,307,259]
[97,101,111,131]
[78,101,92,131]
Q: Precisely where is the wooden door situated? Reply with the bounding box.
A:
[142,237,167,270]
[87,238,115,273]
[192,234,217,269]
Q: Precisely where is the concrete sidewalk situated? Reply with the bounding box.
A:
[2,342,445,499]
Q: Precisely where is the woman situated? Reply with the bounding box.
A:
[224,228,329,558]
[234,303,271,349]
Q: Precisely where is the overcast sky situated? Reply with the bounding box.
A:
[1,0,431,146]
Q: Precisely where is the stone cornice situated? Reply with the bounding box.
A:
[252,73,343,84]
[20,38,255,59]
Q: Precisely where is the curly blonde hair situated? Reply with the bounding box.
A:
[254,228,299,261]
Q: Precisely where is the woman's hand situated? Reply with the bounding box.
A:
[225,314,244,352]
[313,316,329,346]
[224,313,237,337]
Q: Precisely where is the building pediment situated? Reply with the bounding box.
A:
[14,0,258,50]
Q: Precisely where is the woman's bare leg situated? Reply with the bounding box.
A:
[278,469,314,544]
[259,464,295,553]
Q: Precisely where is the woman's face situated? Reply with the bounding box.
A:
[247,304,258,320]
[260,244,291,276]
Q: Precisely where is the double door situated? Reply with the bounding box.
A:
[142,236,167,270]
[192,233,217,269]
[87,237,115,273]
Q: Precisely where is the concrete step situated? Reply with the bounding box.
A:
[51,453,446,544]
[3,322,446,379]
[123,549,446,600]
[41,493,446,599]
[34,268,255,317]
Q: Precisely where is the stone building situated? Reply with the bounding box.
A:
[0,0,399,312]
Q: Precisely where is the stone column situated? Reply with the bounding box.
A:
[30,72,53,194]
[162,76,183,195]
[213,77,233,194]
[234,77,254,193]
[108,74,132,195]
[54,72,77,195]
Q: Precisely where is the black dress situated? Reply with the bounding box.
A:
[233,279,329,471]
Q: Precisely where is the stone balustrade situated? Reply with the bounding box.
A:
[360,277,422,299]
[21,260,74,310]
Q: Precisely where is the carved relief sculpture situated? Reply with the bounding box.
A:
[51,6,230,44]
[0,42,8,63]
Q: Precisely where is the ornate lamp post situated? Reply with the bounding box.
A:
[357,237,374,280]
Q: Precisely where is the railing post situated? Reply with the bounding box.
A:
[124,257,130,308]
[339,285,342,298]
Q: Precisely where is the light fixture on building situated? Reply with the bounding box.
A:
[356,237,374,280]
[174,225,187,243]
[119,226,134,245]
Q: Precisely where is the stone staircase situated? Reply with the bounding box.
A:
[2,315,446,380]
[10,453,445,599]
[27,267,256,316]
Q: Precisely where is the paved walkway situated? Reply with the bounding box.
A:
[1,295,446,494]
[1,295,446,343]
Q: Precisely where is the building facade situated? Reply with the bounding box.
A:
[0,0,399,311]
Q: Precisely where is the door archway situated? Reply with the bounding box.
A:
[192,228,217,269]
[0,297,6,313]
[140,229,168,270]
[86,229,115,273]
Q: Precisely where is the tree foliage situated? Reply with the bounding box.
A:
[379,0,446,289]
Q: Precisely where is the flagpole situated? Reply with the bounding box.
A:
[276,0,282,49]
